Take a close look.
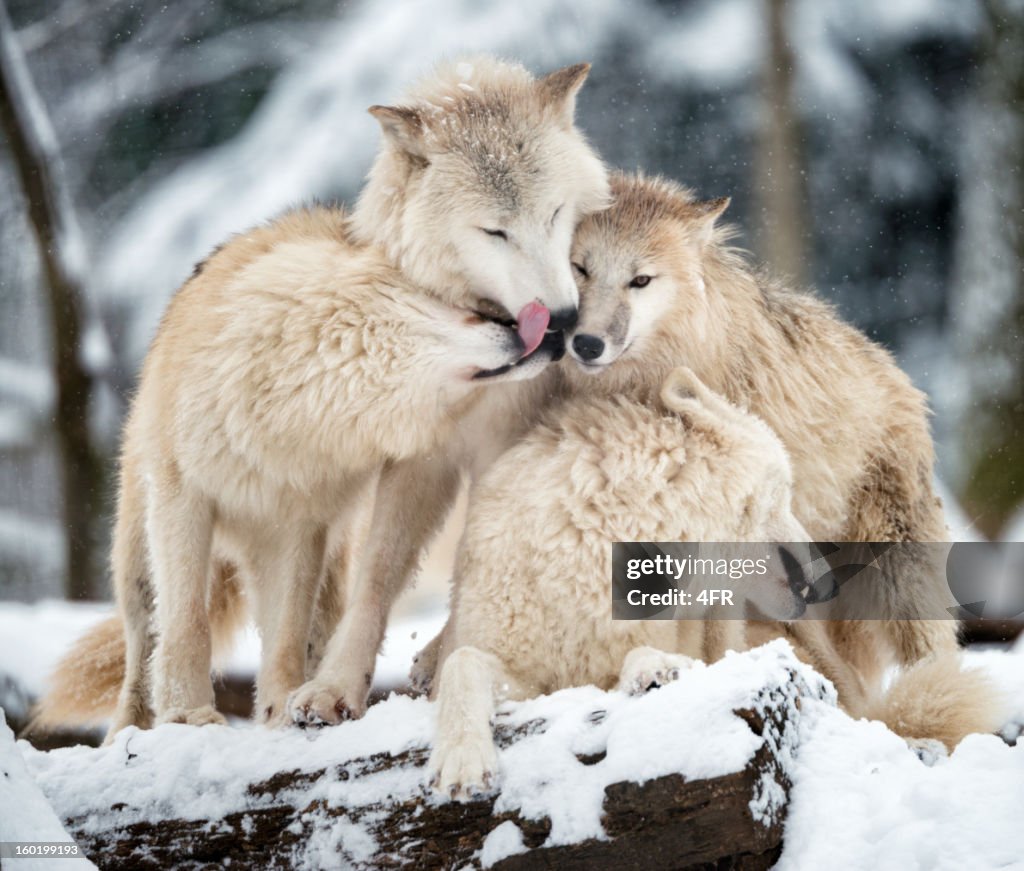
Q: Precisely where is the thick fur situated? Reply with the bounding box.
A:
[428,368,811,798]
[423,172,1003,788]
[25,565,249,732]
[33,57,610,739]
[558,172,1002,747]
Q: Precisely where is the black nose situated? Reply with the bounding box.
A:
[572,333,605,361]
[548,307,578,332]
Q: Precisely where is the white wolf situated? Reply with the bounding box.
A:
[427,367,810,799]
[32,57,609,739]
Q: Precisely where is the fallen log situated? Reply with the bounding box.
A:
[15,642,834,870]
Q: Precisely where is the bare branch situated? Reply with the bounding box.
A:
[0,0,106,600]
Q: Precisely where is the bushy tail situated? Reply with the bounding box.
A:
[24,615,125,734]
[863,654,1007,750]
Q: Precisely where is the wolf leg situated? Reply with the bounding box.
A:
[411,617,452,696]
[147,470,222,726]
[288,456,460,724]
[106,462,156,741]
[701,619,746,663]
[252,525,328,727]
[428,645,524,800]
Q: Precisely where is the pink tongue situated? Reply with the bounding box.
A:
[517,302,550,357]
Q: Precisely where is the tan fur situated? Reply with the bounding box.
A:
[27,563,248,733]
[425,173,999,790]
[34,57,610,740]
[558,172,996,749]
[428,367,810,798]
[862,657,1006,750]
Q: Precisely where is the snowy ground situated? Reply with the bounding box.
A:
[1,606,1022,869]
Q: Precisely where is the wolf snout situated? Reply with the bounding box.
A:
[547,307,578,332]
[571,333,605,361]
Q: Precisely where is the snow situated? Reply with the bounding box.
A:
[1,637,1021,866]
[776,708,1024,871]
[8,641,823,854]
[647,0,760,88]
[0,716,96,870]
[479,820,527,867]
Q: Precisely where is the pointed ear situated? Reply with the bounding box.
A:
[539,62,591,127]
[691,196,730,245]
[368,105,428,161]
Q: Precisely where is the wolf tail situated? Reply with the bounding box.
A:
[862,654,1006,751]
[24,615,126,733]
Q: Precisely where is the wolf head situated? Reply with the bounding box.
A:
[565,172,730,382]
[352,57,610,350]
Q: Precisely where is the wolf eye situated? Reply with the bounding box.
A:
[482,228,508,240]
[551,205,563,226]
[629,275,652,288]
[572,262,589,279]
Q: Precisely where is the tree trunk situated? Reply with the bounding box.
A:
[754,0,809,287]
[950,0,1024,539]
[0,2,105,599]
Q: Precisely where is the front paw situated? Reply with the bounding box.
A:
[906,737,948,766]
[256,694,294,729]
[287,680,368,727]
[619,647,696,696]
[428,736,499,802]
[157,705,227,727]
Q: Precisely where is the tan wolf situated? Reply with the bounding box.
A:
[565,173,1001,748]
[31,57,609,739]
[425,173,1003,796]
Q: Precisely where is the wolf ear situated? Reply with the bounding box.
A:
[691,197,730,246]
[539,62,591,127]
[368,105,428,162]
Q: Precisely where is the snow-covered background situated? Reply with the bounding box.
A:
[1,0,1023,600]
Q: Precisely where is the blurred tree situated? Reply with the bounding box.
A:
[0,0,105,599]
[951,0,1024,538]
[755,0,809,288]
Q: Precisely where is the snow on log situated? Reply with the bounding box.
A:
[14,641,834,870]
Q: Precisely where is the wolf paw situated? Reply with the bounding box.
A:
[619,647,695,696]
[428,735,499,802]
[157,705,227,727]
[906,737,948,766]
[287,680,367,727]
[256,695,294,729]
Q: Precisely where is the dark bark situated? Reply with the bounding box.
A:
[0,2,105,599]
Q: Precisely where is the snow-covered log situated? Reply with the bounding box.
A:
[14,643,833,870]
